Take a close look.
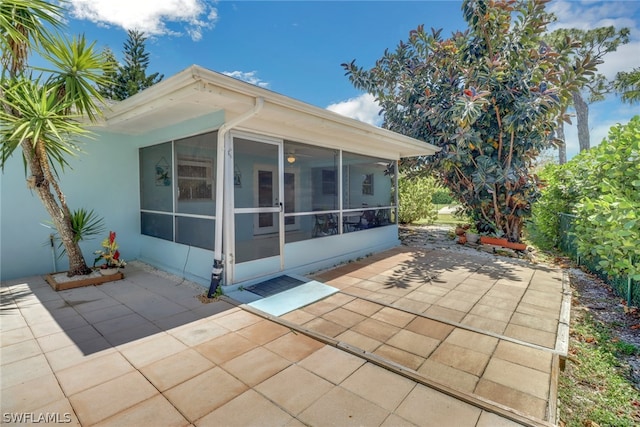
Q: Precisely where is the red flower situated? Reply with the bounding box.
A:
[113,250,120,260]
[109,231,116,244]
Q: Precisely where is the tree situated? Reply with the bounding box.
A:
[546,26,630,160]
[1,0,111,276]
[614,67,640,104]
[98,30,163,100]
[343,0,595,242]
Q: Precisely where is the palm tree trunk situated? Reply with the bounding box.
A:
[572,91,590,152]
[21,140,91,276]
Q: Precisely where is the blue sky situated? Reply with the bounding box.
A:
[59,0,639,161]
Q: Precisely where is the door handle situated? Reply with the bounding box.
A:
[279,202,283,212]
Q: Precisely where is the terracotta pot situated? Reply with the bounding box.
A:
[505,241,527,251]
[465,232,480,244]
[455,227,466,236]
[480,236,508,246]
[457,235,467,244]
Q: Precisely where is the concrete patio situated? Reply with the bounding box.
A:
[1,245,568,426]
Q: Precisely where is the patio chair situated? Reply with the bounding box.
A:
[312,213,338,237]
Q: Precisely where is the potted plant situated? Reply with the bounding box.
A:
[94,231,126,275]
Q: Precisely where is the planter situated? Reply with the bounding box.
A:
[100,267,120,276]
[505,241,527,251]
[465,232,480,244]
[479,236,508,246]
[457,235,467,244]
[45,269,124,291]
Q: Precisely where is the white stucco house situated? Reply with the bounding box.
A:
[0,65,438,288]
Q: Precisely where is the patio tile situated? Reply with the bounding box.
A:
[303,316,347,337]
[28,314,88,339]
[394,384,482,427]
[94,395,189,427]
[119,333,188,368]
[404,290,441,304]
[103,321,163,347]
[417,359,479,392]
[56,352,135,395]
[386,329,440,357]
[265,331,325,362]
[341,363,416,411]
[168,318,230,347]
[381,413,419,427]
[335,330,382,352]
[391,298,432,314]
[322,307,366,328]
[36,324,102,353]
[436,296,477,312]
[511,311,559,333]
[221,347,290,386]
[443,328,499,355]
[196,389,294,427]
[280,308,316,324]
[516,301,560,319]
[482,358,550,399]
[1,373,65,413]
[0,326,34,347]
[140,348,215,391]
[78,303,136,324]
[341,285,375,298]
[351,317,400,342]
[195,332,257,364]
[302,298,341,316]
[371,306,416,328]
[44,336,114,371]
[424,305,466,322]
[0,339,41,365]
[298,345,365,384]
[211,308,263,331]
[164,367,248,422]
[476,411,525,427]
[298,386,390,427]
[493,340,553,373]
[235,318,290,345]
[405,316,454,341]
[256,365,333,415]
[0,313,28,331]
[477,296,519,312]
[475,379,547,420]
[469,303,513,322]
[93,312,154,336]
[152,309,202,330]
[428,342,490,377]
[70,371,158,425]
[503,323,557,348]
[30,398,80,426]
[123,295,189,321]
[461,314,508,334]
[342,298,383,316]
[373,344,425,371]
[1,354,52,389]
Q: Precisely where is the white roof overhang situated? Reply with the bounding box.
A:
[96,65,439,160]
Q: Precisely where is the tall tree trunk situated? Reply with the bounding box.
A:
[572,91,590,152]
[556,121,567,164]
[21,140,91,276]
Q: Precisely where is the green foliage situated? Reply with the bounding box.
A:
[614,67,640,105]
[98,30,163,100]
[343,0,597,242]
[397,174,440,224]
[431,187,454,205]
[574,116,640,282]
[559,311,640,427]
[51,208,105,258]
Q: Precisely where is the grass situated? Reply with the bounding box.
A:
[559,310,640,426]
[412,204,468,226]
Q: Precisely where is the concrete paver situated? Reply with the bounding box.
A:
[1,246,567,426]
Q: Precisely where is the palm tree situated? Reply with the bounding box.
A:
[1,0,112,276]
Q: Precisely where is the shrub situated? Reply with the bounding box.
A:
[398,174,440,224]
[431,187,454,205]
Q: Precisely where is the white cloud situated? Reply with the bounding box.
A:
[326,93,383,126]
[222,71,269,88]
[67,0,218,41]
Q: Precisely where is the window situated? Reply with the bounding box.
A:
[362,173,374,195]
[177,157,213,201]
[322,169,336,195]
[139,131,217,250]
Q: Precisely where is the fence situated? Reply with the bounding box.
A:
[558,212,639,307]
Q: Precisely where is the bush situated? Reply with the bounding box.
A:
[431,188,454,205]
[398,174,440,224]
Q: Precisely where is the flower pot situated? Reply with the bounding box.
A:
[100,267,119,276]
[480,236,508,246]
[505,241,527,251]
[457,235,467,244]
[465,232,480,244]
[455,227,466,236]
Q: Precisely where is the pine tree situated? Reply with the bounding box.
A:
[98,30,163,100]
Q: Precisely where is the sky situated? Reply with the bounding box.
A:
[57,0,640,161]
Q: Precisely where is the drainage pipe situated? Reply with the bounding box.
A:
[208,96,264,297]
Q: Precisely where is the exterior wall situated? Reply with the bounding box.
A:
[0,111,224,281]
